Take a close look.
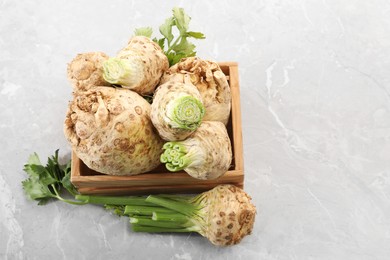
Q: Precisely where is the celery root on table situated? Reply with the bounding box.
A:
[75,184,257,247]
[160,121,232,180]
[150,81,205,141]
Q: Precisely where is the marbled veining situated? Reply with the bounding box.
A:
[1,0,390,259]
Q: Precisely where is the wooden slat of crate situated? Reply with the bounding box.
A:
[71,62,243,195]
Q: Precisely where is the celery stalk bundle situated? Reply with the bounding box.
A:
[76,184,256,246]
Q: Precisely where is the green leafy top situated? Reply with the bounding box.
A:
[134,27,153,38]
[135,7,205,66]
[22,150,132,216]
[22,150,85,205]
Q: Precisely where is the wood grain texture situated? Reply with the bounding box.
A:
[70,62,244,195]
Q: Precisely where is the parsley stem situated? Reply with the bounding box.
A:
[166,35,182,54]
[59,198,89,205]
[50,184,88,205]
[51,184,62,197]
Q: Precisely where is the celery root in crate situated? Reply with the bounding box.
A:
[103,36,169,95]
[64,87,163,175]
[161,57,231,125]
[160,121,232,180]
[67,52,111,93]
[151,81,205,141]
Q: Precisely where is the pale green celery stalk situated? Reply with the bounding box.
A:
[75,195,152,206]
[145,195,200,217]
[102,58,133,85]
[124,205,177,216]
[157,194,191,203]
[128,195,204,233]
[160,141,205,172]
[131,225,198,233]
[152,211,189,222]
[166,96,205,130]
[129,216,191,229]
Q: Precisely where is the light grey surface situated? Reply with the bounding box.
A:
[1,0,390,259]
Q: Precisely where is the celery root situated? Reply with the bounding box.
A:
[64,86,163,175]
[151,81,205,141]
[160,121,232,180]
[160,57,231,125]
[144,185,256,246]
[103,36,169,95]
[75,184,256,247]
[67,52,111,93]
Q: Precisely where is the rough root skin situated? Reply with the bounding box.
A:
[111,36,169,95]
[64,86,164,175]
[160,57,231,125]
[67,52,111,94]
[198,185,257,246]
[161,121,232,180]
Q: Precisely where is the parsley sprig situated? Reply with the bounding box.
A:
[135,7,205,66]
[21,150,141,217]
[22,150,87,205]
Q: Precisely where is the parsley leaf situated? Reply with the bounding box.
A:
[135,7,205,66]
[186,31,206,39]
[172,7,190,34]
[171,38,196,55]
[22,150,87,205]
[134,27,153,38]
[159,17,175,45]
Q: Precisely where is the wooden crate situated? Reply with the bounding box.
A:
[70,62,244,195]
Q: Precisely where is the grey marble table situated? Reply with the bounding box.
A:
[1,0,390,259]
